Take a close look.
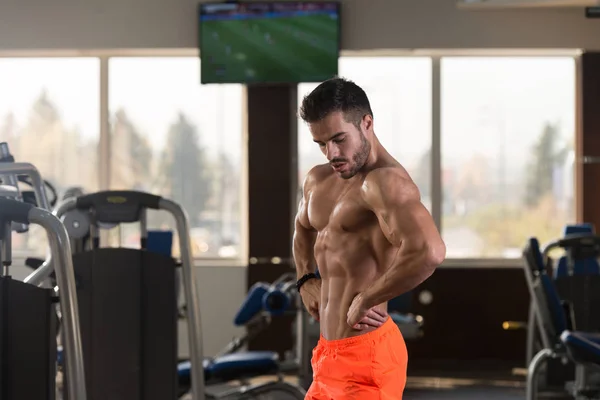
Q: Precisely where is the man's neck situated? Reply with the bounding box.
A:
[364,137,386,169]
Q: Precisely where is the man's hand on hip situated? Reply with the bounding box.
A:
[347,292,388,330]
[299,279,321,321]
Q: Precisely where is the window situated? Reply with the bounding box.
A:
[0,52,578,264]
[441,57,576,258]
[0,57,100,256]
[297,57,432,210]
[108,57,245,259]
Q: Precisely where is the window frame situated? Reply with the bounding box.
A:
[0,48,583,268]
[0,49,249,267]
[315,49,583,268]
[434,50,582,267]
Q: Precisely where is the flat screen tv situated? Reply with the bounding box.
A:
[198,1,340,84]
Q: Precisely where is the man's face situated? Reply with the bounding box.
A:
[309,111,371,179]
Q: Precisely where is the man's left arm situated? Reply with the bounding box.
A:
[360,169,446,309]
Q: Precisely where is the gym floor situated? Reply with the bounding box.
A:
[181,374,527,399]
[179,364,580,399]
[405,365,573,399]
[404,367,527,399]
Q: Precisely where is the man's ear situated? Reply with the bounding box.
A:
[362,114,374,134]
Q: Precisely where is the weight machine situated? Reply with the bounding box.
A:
[34,188,305,400]
[524,232,600,400]
[0,142,87,400]
[177,272,307,399]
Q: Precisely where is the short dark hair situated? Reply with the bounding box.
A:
[299,77,373,128]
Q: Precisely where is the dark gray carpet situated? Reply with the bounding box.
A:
[405,387,525,399]
[403,375,526,400]
[180,369,576,399]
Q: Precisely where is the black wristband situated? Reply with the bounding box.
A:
[296,273,318,292]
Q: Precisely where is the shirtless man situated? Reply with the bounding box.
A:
[293,77,446,399]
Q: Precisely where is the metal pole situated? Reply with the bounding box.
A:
[0,227,4,276]
[296,291,310,388]
[431,56,442,232]
[0,143,20,193]
[2,221,11,276]
[28,207,87,400]
[23,198,77,286]
[0,162,50,210]
[0,161,51,235]
[159,198,205,400]
[526,349,554,400]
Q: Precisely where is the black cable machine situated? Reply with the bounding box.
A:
[0,142,87,400]
[27,190,205,400]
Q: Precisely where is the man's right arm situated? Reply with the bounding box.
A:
[292,187,317,280]
[293,176,321,320]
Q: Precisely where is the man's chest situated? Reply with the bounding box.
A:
[307,184,374,232]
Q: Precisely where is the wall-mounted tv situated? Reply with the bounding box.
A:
[198,1,340,84]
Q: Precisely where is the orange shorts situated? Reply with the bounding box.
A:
[306,317,407,400]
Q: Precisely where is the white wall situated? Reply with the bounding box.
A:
[180,265,247,357]
[0,0,600,51]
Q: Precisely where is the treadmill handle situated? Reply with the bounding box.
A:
[75,190,162,224]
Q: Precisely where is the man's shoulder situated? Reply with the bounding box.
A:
[361,166,420,204]
[362,165,414,188]
[303,163,334,189]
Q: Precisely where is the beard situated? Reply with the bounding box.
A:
[339,133,370,179]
